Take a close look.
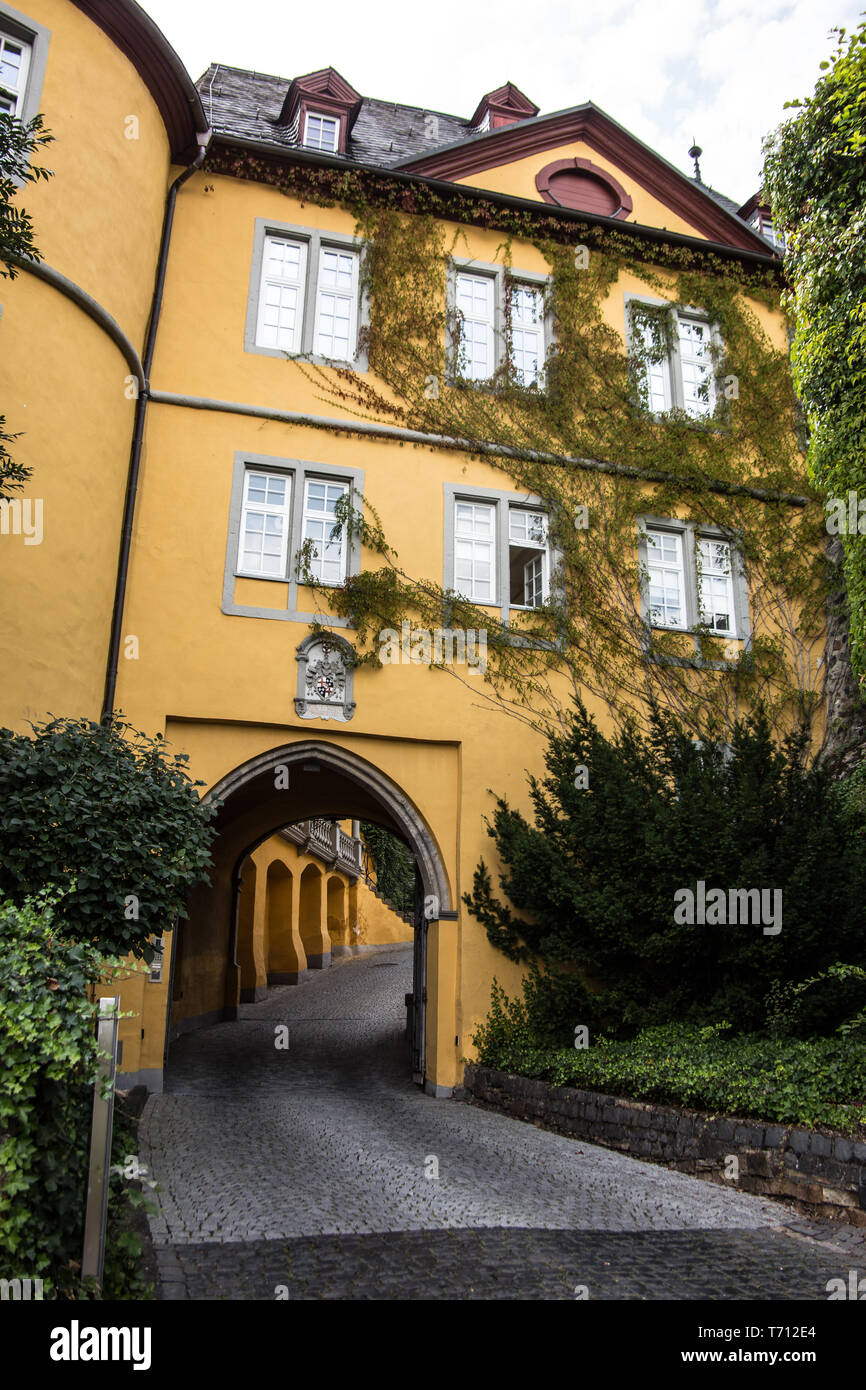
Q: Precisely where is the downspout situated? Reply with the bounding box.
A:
[101,129,212,722]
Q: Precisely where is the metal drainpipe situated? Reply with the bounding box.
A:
[101,130,212,722]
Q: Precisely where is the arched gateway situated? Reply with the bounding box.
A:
[168,741,454,1092]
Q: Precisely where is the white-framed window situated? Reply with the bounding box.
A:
[313,246,359,361]
[676,316,715,417]
[629,299,720,419]
[237,469,292,576]
[303,111,339,152]
[450,260,550,387]
[508,507,549,607]
[454,500,496,602]
[455,272,496,381]
[0,30,30,116]
[696,536,735,635]
[641,520,747,641]
[645,528,687,630]
[256,235,307,352]
[250,222,363,365]
[510,284,544,386]
[635,316,671,415]
[302,479,349,584]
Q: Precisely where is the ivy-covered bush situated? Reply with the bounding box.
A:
[472,986,866,1135]
[360,821,415,913]
[0,715,217,959]
[0,893,152,1298]
[763,19,866,677]
[464,700,866,1040]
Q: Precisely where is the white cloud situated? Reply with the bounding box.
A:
[143,0,862,204]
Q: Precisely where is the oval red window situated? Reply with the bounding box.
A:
[536,158,633,219]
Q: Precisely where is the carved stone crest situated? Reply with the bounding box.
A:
[295,633,356,722]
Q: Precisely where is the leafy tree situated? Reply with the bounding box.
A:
[0,715,217,959]
[763,21,866,677]
[463,700,866,1041]
[1,110,53,499]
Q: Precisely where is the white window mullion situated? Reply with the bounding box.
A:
[454,500,496,602]
[637,317,671,413]
[302,479,349,584]
[697,536,736,635]
[314,246,359,361]
[256,236,307,352]
[303,112,340,152]
[645,528,686,629]
[510,284,544,386]
[508,507,549,608]
[677,315,715,417]
[238,470,292,576]
[0,32,31,115]
[456,272,495,381]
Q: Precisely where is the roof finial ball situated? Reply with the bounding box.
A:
[688,141,703,184]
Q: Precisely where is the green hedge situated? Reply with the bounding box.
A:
[0,894,152,1298]
[472,983,866,1135]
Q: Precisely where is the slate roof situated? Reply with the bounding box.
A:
[198,63,473,167]
[198,64,774,248]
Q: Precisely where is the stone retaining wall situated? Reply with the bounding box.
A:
[462,1064,866,1226]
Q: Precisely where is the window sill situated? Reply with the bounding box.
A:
[235,569,289,583]
[247,342,368,372]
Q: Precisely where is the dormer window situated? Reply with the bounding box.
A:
[470,82,538,134]
[303,112,340,152]
[277,68,362,157]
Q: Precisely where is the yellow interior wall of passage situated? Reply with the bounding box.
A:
[353,876,413,946]
[455,140,716,241]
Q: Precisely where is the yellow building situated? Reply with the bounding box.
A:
[1,2,819,1095]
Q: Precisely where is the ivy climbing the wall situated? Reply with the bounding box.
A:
[209,149,827,744]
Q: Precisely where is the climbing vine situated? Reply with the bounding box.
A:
[210,149,828,742]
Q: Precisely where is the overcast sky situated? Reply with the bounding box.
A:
[142,0,861,205]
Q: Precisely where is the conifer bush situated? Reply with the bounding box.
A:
[464,701,866,1042]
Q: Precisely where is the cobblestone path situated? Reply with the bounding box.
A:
[140,946,864,1300]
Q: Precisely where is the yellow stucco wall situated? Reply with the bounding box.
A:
[456,139,715,240]
[0,0,172,726]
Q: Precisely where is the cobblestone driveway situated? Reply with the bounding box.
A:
[140,946,864,1300]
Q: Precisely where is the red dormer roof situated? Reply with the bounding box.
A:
[470,82,539,130]
[278,66,363,138]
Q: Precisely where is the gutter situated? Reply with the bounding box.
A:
[210,132,783,273]
[101,129,212,722]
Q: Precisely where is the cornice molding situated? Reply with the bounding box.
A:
[400,107,769,253]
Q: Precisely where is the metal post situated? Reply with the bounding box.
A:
[81,995,120,1287]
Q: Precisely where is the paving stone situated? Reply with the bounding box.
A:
[140,946,866,1301]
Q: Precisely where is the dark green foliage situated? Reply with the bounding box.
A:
[0,715,217,960]
[763,20,866,674]
[360,821,415,914]
[0,894,152,1298]
[0,111,53,499]
[464,700,866,1040]
[472,989,866,1134]
[0,111,52,277]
